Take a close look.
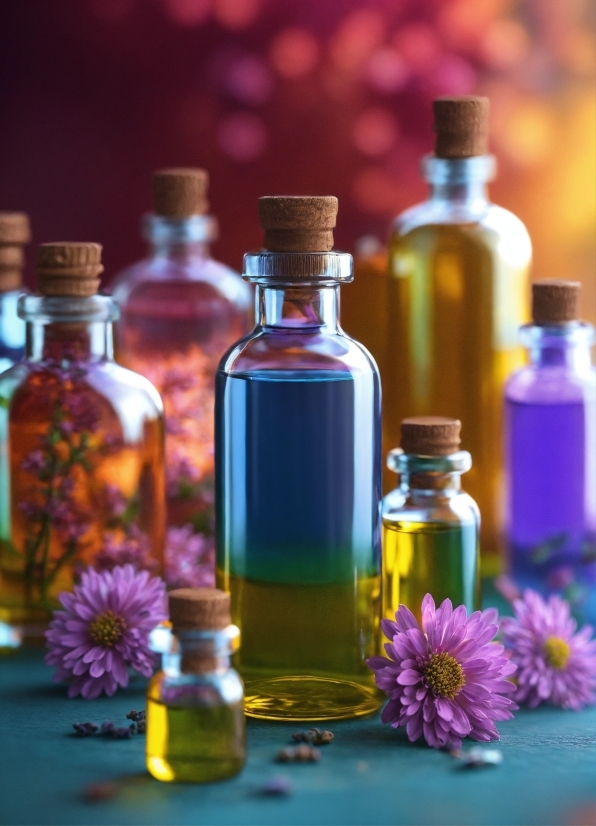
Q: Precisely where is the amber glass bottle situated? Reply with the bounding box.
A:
[386,97,531,572]
[0,243,165,632]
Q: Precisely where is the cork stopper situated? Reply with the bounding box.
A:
[37,243,104,297]
[0,212,31,292]
[153,168,209,218]
[259,196,338,252]
[433,97,489,158]
[168,588,231,632]
[401,416,462,456]
[532,279,580,324]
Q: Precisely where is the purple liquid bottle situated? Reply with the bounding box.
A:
[505,280,596,623]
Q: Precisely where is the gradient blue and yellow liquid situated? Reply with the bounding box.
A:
[215,282,382,720]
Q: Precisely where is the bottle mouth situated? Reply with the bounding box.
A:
[520,321,594,349]
[18,293,118,324]
[143,213,218,245]
[422,154,496,185]
[170,624,241,658]
[243,251,353,285]
[387,448,472,475]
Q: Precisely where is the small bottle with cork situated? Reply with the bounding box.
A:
[0,242,165,632]
[111,169,251,547]
[385,96,532,575]
[382,417,480,623]
[0,213,30,373]
[216,195,382,720]
[146,587,246,783]
[504,280,596,623]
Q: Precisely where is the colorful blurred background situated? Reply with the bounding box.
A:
[0,0,594,319]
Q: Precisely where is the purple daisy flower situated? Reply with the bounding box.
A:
[500,589,596,710]
[45,564,167,699]
[367,594,518,749]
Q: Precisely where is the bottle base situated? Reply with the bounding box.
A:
[146,755,244,783]
[244,676,382,721]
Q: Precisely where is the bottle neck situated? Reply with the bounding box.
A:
[521,322,594,371]
[257,284,340,332]
[423,154,495,209]
[164,626,240,677]
[387,449,471,500]
[400,470,462,501]
[144,214,217,264]
[18,294,118,365]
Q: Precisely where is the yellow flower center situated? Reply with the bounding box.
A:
[88,610,127,647]
[544,636,570,670]
[423,652,465,699]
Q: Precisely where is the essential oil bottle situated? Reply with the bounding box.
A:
[505,280,596,623]
[146,587,245,783]
[111,169,251,546]
[385,97,531,573]
[0,213,30,373]
[216,196,382,721]
[0,243,165,632]
[382,417,480,623]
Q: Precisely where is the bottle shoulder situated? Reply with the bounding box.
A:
[505,363,595,404]
[148,668,243,705]
[111,255,251,312]
[218,327,381,378]
[382,487,479,527]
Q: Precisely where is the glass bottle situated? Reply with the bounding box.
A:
[111,169,251,584]
[386,97,531,573]
[0,243,165,632]
[146,587,245,783]
[0,213,30,373]
[505,280,596,624]
[382,417,480,623]
[216,196,382,721]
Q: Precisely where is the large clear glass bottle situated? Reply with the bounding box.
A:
[505,280,596,624]
[0,243,165,632]
[111,170,251,581]
[386,97,531,573]
[382,417,480,623]
[0,213,30,373]
[216,196,382,721]
[147,588,245,783]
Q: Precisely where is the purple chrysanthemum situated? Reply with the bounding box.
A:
[367,594,518,749]
[45,564,167,699]
[500,589,596,710]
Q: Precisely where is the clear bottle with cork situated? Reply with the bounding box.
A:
[386,97,532,574]
[216,196,382,721]
[111,170,251,557]
[146,587,245,783]
[505,280,596,623]
[0,213,30,373]
[382,417,480,623]
[0,243,165,631]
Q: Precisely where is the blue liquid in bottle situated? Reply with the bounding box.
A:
[215,197,382,721]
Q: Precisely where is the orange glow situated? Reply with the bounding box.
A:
[353,108,399,157]
[270,28,319,79]
[329,9,386,73]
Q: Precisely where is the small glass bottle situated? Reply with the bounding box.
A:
[382,417,480,623]
[0,243,165,632]
[505,280,596,623]
[146,587,245,783]
[216,196,382,721]
[111,170,251,563]
[0,213,30,373]
[386,97,531,573]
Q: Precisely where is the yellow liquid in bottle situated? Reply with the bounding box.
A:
[386,222,529,571]
[146,681,245,783]
[218,572,382,721]
[382,519,480,624]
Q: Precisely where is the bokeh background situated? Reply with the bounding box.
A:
[0,0,594,318]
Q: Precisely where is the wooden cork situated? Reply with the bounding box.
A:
[532,279,580,324]
[433,97,489,158]
[153,168,209,218]
[168,588,231,632]
[401,416,461,456]
[0,212,31,292]
[37,243,104,297]
[258,196,338,252]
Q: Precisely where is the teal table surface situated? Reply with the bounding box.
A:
[1,648,596,826]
